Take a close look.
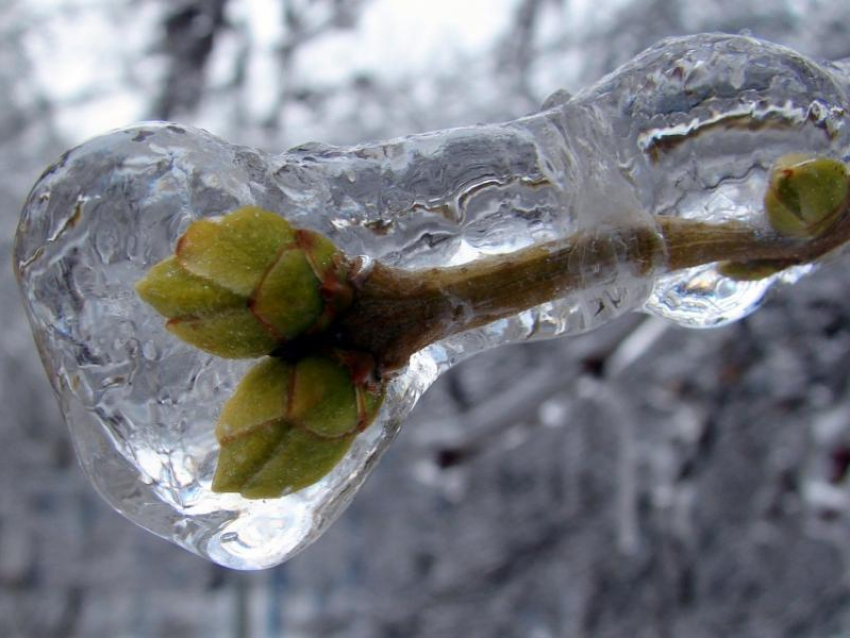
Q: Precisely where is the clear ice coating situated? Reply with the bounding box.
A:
[13,34,850,569]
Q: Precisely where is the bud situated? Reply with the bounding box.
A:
[212,352,383,498]
[765,154,849,238]
[135,206,352,358]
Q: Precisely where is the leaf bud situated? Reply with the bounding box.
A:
[135,206,352,357]
[212,351,383,498]
[765,154,849,238]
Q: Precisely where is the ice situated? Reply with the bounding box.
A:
[14,33,850,569]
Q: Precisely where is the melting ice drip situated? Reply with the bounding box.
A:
[14,33,850,569]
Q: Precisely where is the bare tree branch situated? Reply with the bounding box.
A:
[151,0,229,119]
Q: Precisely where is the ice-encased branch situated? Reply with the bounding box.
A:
[14,32,850,569]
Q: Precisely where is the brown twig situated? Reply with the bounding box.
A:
[334,200,850,373]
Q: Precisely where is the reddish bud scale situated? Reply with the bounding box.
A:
[295,229,353,335]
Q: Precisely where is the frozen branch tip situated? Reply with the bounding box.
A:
[136,153,850,499]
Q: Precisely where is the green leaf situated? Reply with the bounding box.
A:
[251,248,323,339]
[766,155,849,238]
[288,356,360,438]
[216,358,289,440]
[238,429,354,498]
[211,420,290,494]
[135,257,243,318]
[167,309,278,358]
[299,228,342,277]
[297,229,353,331]
[177,206,296,296]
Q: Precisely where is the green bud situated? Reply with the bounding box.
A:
[176,205,297,296]
[765,154,849,238]
[135,206,353,358]
[211,352,384,498]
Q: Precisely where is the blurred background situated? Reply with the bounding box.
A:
[5,0,850,636]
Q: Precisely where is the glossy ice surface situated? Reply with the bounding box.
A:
[14,33,850,568]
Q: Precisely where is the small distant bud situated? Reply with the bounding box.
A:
[211,352,384,499]
[765,154,849,238]
[135,206,353,358]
